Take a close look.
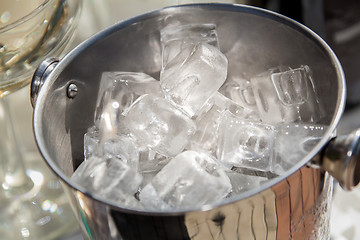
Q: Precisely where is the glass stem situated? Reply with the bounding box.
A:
[0,96,32,192]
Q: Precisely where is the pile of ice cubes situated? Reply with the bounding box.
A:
[71,23,327,211]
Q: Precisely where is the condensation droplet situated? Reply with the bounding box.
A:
[1,11,11,24]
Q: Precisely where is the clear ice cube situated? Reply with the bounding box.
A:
[160,23,219,68]
[189,92,259,153]
[94,72,162,129]
[188,102,222,153]
[219,77,258,112]
[206,92,260,120]
[160,43,228,117]
[97,99,127,141]
[273,123,328,174]
[217,111,275,171]
[71,156,143,202]
[123,94,196,157]
[250,65,323,124]
[139,150,231,210]
[137,149,171,190]
[139,149,169,174]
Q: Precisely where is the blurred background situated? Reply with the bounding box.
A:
[3,0,360,239]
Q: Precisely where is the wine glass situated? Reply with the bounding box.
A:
[0,0,82,239]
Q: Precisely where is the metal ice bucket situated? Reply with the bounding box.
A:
[30,4,360,240]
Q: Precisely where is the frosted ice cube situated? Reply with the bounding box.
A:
[217,111,275,171]
[84,126,100,159]
[94,72,162,127]
[273,123,327,173]
[139,150,231,210]
[123,94,196,157]
[71,156,142,200]
[160,23,219,68]
[160,43,228,117]
[189,92,259,153]
[219,77,258,112]
[83,126,140,169]
[250,65,323,124]
[102,134,140,170]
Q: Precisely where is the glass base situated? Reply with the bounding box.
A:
[0,152,79,240]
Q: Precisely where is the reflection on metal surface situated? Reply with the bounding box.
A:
[30,58,59,107]
[185,187,277,240]
[184,166,332,240]
[273,167,332,240]
[62,165,333,240]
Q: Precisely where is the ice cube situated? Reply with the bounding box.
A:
[250,65,323,124]
[139,149,169,174]
[188,92,259,153]
[217,111,275,171]
[104,186,143,209]
[207,92,260,120]
[97,99,127,141]
[137,149,170,190]
[83,126,140,169]
[273,123,327,173]
[94,72,162,127]
[226,170,267,197]
[160,23,219,68]
[160,43,228,117]
[123,94,196,157]
[102,134,140,170]
[84,126,100,159]
[139,150,231,210]
[188,102,222,153]
[219,77,258,112]
[71,156,142,202]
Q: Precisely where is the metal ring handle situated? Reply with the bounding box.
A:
[321,128,360,190]
[30,58,59,108]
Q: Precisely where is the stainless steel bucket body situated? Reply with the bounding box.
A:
[63,166,333,239]
[32,4,346,240]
